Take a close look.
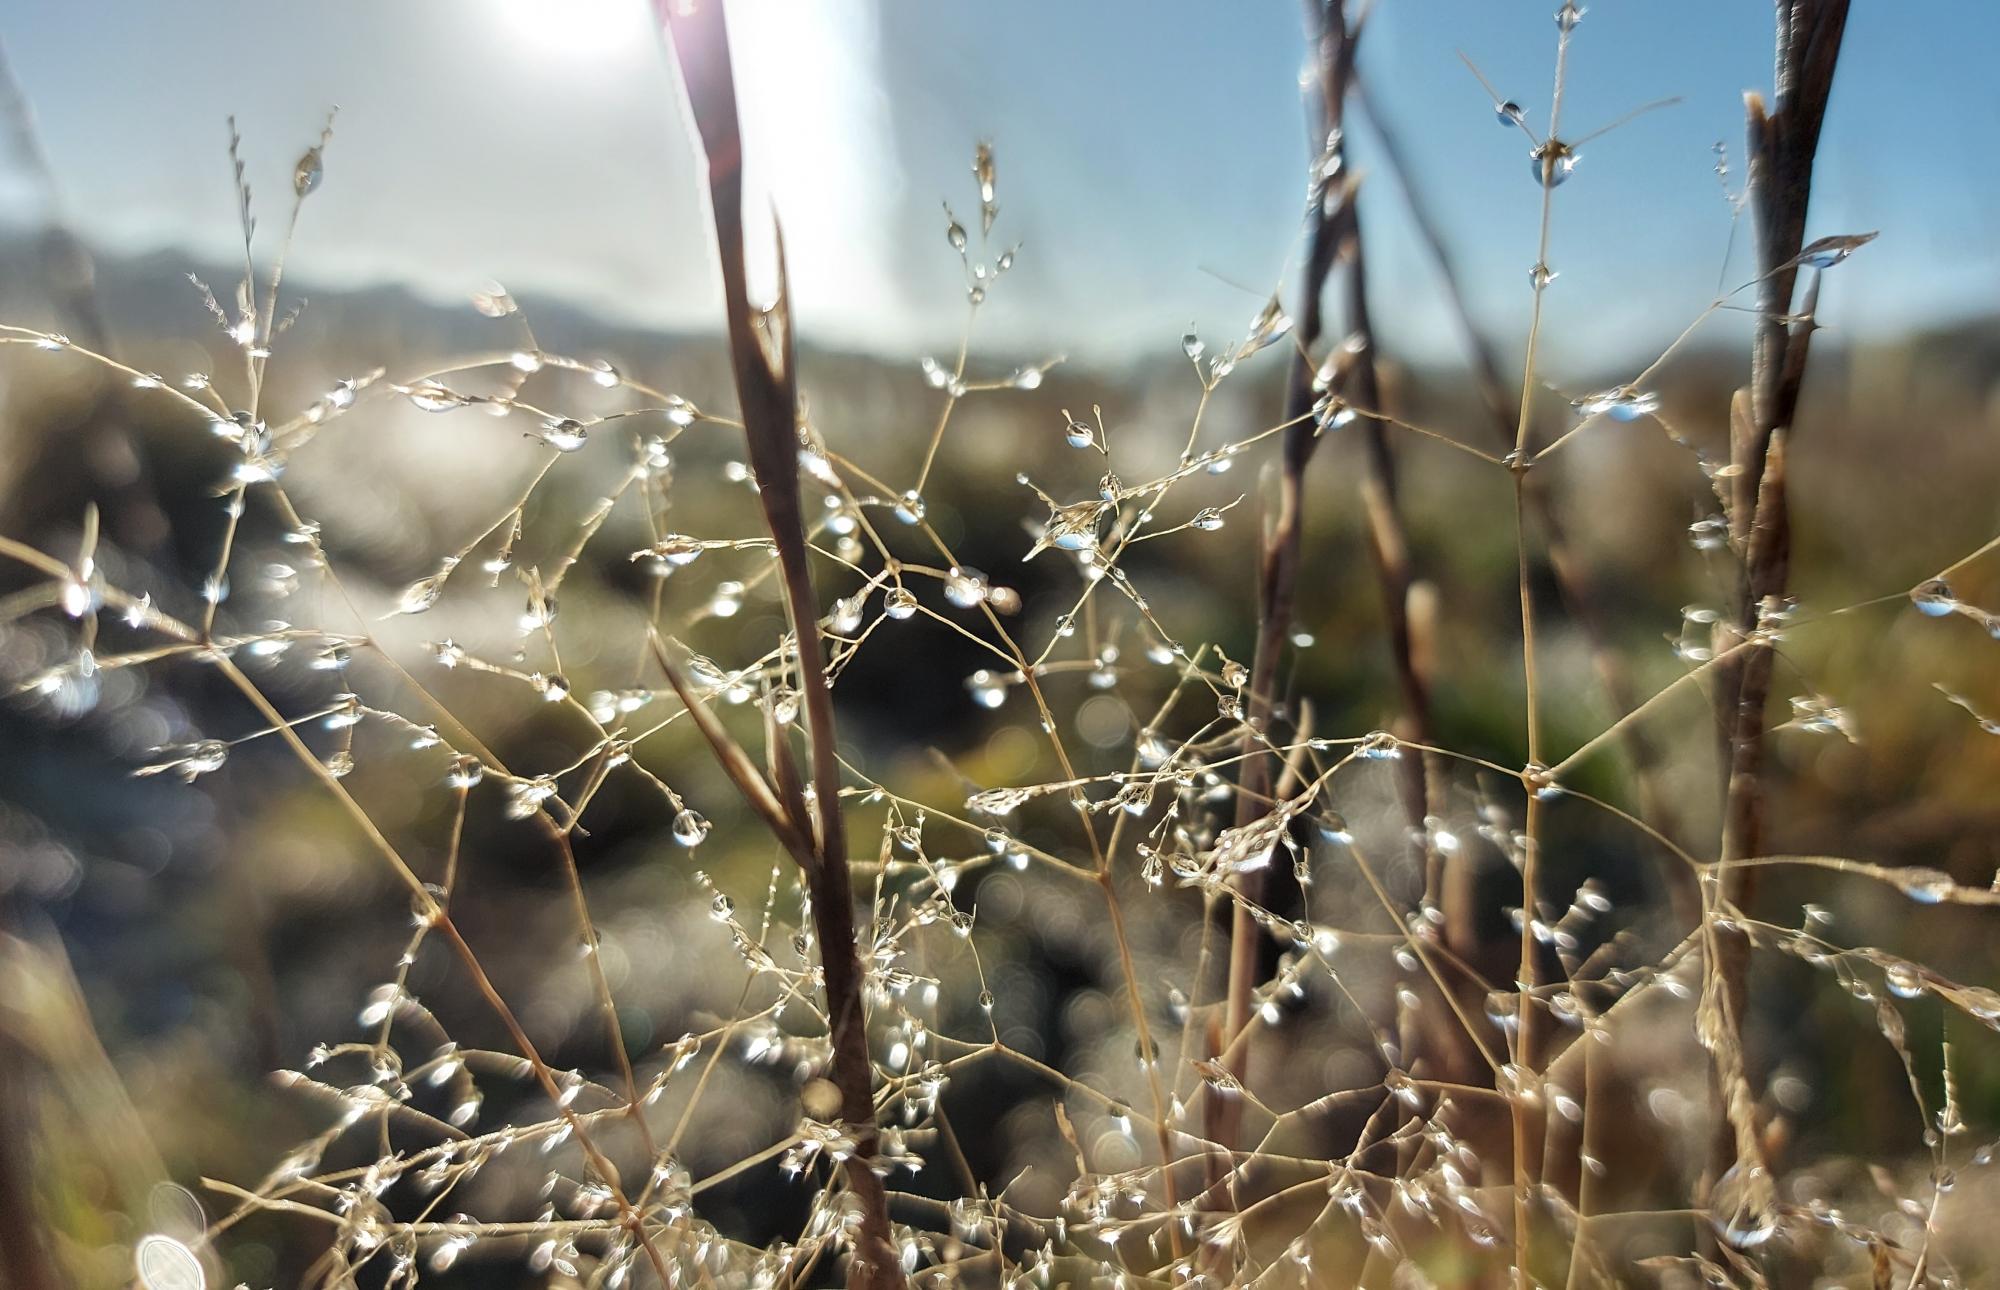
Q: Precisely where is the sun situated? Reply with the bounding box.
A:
[494,0,655,62]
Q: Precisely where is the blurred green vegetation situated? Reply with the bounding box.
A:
[4,235,2000,1285]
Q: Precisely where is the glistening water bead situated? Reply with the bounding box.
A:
[1572,387,1659,421]
[404,381,464,413]
[1797,230,1878,269]
[1910,578,1957,617]
[183,740,229,778]
[1531,140,1577,188]
[671,808,711,847]
[537,418,588,452]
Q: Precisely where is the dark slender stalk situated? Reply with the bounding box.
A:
[1216,0,1438,1153]
[656,6,902,1286]
[1709,0,1851,1224]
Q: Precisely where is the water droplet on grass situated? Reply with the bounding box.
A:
[1895,866,1955,903]
[1797,231,1877,269]
[672,808,710,847]
[1572,387,1658,421]
[1911,578,1957,617]
[1531,140,1577,188]
[537,418,588,452]
[293,147,323,197]
[404,381,464,413]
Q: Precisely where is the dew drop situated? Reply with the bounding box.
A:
[293,146,323,198]
[537,417,589,452]
[1894,866,1956,904]
[186,740,229,777]
[396,573,448,615]
[1572,386,1658,421]
[672,808,712,847]
[1910,578,1957,617]
[1884,960,1927,999]
[1797,231,1877,269]
[1531,140,1578,188]
[1358,730,1401,761]
[404,380,464,413]
[1689,515,1728,551]
[1239,293,1293,359]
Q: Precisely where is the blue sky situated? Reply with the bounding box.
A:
[2,1,1995,373]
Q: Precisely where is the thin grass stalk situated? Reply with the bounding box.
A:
[656,4,902,1285]
[1358,77,1699,933]
[1709,0,1852,1231]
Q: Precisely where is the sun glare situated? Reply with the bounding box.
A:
[496,0,653,61]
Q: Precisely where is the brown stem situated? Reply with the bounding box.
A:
[655,5,901,1286]
[1708,0,1850,1222]
[1215,0,1441,1157]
